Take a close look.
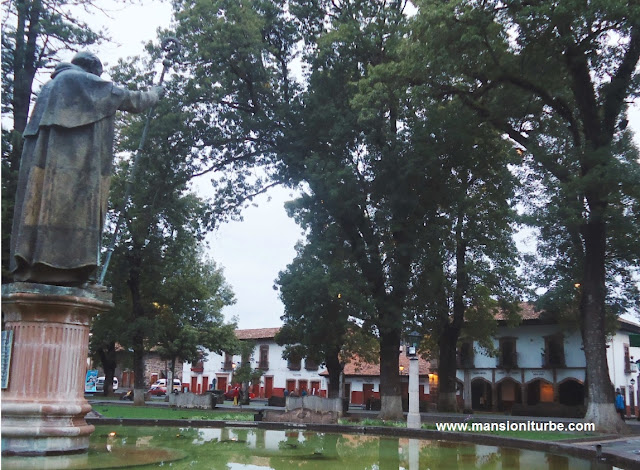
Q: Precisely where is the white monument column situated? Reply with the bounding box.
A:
[407,356,421,429]
[406,330,422,429]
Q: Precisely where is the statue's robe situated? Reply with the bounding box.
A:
[10,63,159,284]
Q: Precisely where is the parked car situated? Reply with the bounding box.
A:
[96,377,118,392]
[148,378,181,396]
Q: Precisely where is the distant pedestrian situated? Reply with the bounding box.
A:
[615,389,626,420]
[233,387,240,406]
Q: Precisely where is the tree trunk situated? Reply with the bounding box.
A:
[98,342,118,397]
[437,213,466,412]
[325,354,342,399]
[128,258,146,406]
[170,358,176,393]
[12,0,41,138]
[437,325,461,412]
[132,335,146,406]
[378,329,403,420]
[580,218,628,433]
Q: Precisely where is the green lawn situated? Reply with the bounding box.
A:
[91,404,254,421]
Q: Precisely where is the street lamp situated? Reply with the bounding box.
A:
[406,331,422,429]
[631,378,636,419]
[637,359,640,420]
[407,331,421,357]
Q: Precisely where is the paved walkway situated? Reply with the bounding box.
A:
[572,436,640,465]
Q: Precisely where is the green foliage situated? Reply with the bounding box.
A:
[168,0,303,220]
[231,341,263,391]
[90,53,237,390]
[411,0,640,316]
[152,256,238,365]
[275,230,379,396]
[411,0,640,428]
[165,0,526,414]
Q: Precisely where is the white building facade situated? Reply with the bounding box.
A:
[455,306,640,416]
[183,328,328,398]
[183,311,640,416]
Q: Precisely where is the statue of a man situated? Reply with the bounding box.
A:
[10,51,163,286]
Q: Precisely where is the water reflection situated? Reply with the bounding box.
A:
[3,426,620,470]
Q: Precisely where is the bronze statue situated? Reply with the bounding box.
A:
[10,51,163,286]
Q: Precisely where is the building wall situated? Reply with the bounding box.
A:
[457,320,639,414]
[183,321,639,415]
[345,376,431,405]
[183,339,327,397]
[101,352,183,390]
[607,330,640,416]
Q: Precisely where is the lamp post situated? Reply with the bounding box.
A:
[630,378,636,420]
[637,359,640,420]
[406,331,422,429]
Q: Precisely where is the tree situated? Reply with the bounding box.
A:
[396,99,524,412]
[412,0,640,431]
[89,306,126,397]
[275,223,378,398]
[166,0,523,420]
[1,0,111,279]
[169,0,302,218]
[97,52,235,404]
[278,0,421,420]
[231,341,263,405]
[152,256,238,390]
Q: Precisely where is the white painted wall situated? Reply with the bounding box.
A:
[456,319,638,397]
[183,338,327,395]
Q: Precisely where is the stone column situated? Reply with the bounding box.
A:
[1,282,112,456]
[407,357,421,429]
[463,369,472,413]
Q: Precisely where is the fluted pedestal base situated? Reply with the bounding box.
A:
[1,282,112,456]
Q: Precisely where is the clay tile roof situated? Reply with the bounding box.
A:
[340,353,432,377]
[235,328,281,340]
[493,302,541,321]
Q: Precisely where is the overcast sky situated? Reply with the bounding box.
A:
[44,1,640,328]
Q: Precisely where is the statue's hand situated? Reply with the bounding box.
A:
[151,85,165,98]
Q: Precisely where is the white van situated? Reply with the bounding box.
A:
[148,378,181,395]
[96,377,119,392]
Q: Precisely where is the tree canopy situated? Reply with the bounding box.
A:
[410,0,640,431]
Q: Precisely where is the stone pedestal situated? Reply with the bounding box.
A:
[1,282,112,456]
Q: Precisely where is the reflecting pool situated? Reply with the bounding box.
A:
[3,425,619,469]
